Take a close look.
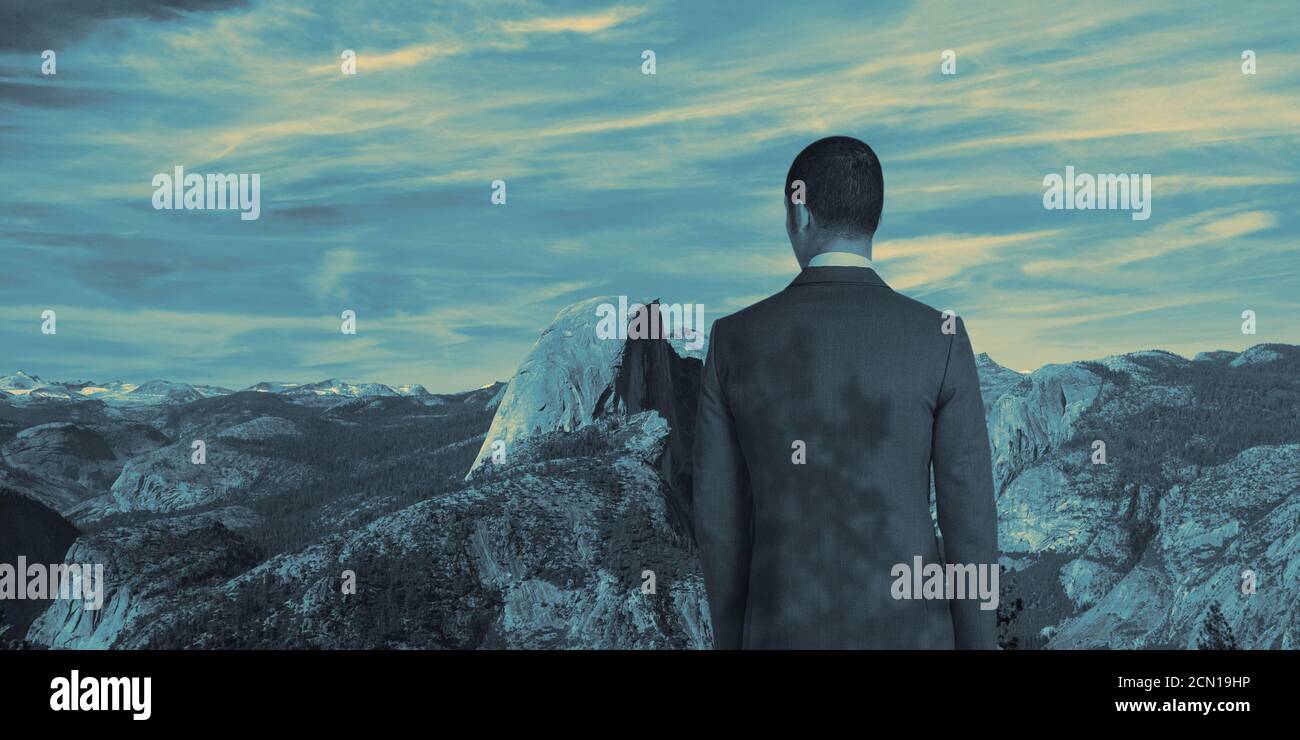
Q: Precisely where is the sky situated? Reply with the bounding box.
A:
[2,0,1297,390]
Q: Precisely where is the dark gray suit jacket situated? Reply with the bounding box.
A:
[693,266,997,649]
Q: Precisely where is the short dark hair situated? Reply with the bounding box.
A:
[785,136,884,235]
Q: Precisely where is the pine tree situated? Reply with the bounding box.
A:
[1196,602,1239,650]
[996,576,1024,650]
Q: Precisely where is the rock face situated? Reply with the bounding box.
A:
[0,421,170,515]
[975,353,1025,411]
[26,512,260,649]
[988,344,1300,649]
[126,413,710,649]
[1045,445,1300,648]
[467,298,702,531]
[90,441,310,518]
[1,422,119,493]
[986,363,1103,495]
[468,297,636,475]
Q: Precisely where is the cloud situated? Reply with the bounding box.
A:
[3,0,1299,389]
[1022,210,1280,276]
[307,248,365,303]
[308,43,462,75]
[501,7,644,34]
[0,0,248,51]
[875,230,1060,291]
[0,81,112,108]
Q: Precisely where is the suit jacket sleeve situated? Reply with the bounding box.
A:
[692,324,753,649]
[932,317,999,649]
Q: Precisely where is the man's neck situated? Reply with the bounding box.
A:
[802,237,872,268]
[813,237,872,261]
[808,251,874,269]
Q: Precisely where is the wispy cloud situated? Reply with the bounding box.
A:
[309,43,462,75]
[306,248,366,304]
[1,0,1297,388]
[502,6,645,34]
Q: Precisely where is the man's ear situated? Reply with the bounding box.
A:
[788,202,812,233]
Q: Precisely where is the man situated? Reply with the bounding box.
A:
[693,136,997,649]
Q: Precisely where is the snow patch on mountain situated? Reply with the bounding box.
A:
[245,381,305,393]
[288,379,400,398]
[0,371,46,392]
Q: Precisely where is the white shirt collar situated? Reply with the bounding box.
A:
[808,251,874,269]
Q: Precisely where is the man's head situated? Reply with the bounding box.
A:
[784,136,884,267]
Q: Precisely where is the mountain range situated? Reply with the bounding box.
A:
[2,297,1296,649]
[0,372,445,406]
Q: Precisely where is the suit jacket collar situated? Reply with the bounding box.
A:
[788,266,888,288]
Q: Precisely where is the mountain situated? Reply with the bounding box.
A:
[7,297,1298,650]
[0,371,45,392]
[283,379,400,398]
[0,373,436,407]
[245,381,304,394]
[460,306,1300,650]
[1230,343,1289,367]
[26,509,261,649]
[0,373,236,406]
[57,412,710,649]
[0,372,83,402]
[128,380,212,405]
[988,344,1300,648]
[467,297,701,530]
[20,299,707,649]
[0,377,499,531]
[440,381,506,410]
[3,422,119,493]
[975,352,1024,411]
[74,380,140,402]
[1040,443,1299,648]
[468,297,639,476]
[241,378,453,404]
[0,418,171,514]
